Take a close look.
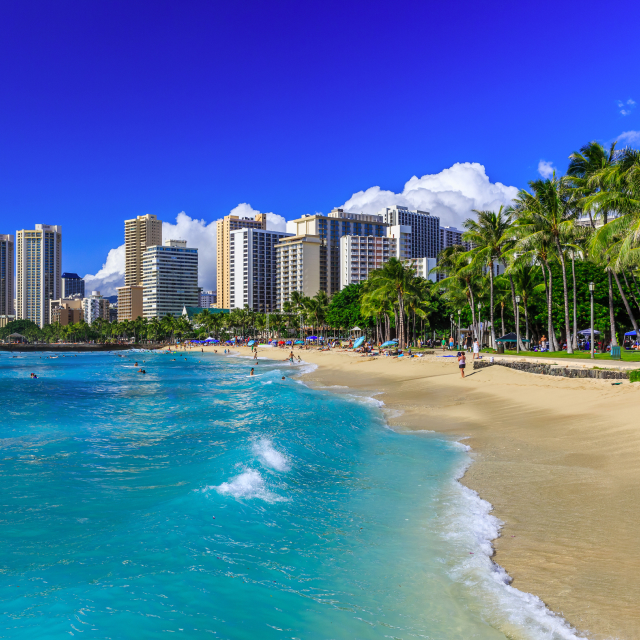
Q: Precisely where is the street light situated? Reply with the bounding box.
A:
[589,282,595,359]
[515,295,521,355]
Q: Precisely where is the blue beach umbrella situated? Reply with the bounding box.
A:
[353,336,365,349]
[294,340,304,344]
[380,340,398,348]
[248,340,255,346]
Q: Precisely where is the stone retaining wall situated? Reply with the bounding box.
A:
[473,359,629,380]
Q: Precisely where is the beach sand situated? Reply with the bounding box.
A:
[201,345,640,639]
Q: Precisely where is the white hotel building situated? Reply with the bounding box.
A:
[230,228,292,312]
[82,290,110,325]
[142,240,199,318]
[339,225,412,289]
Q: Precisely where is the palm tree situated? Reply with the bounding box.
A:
[512,176,577,353]
[567,140,622,346]
[463,206,514,348]
[367,258,419,349]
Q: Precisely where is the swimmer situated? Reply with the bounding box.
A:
[281,376,285,380]
[250,368,255,376]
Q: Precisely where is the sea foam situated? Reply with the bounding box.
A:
[252,438,290,472]
[213,469,286,503]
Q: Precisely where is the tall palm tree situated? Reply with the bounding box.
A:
[462,206,514,348]
[567,140,622,345]
[512,176,577,353]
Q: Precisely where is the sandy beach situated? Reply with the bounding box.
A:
[201,344,640,639]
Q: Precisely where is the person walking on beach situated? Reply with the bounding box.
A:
[473,339,480,360]
[457,351,466,378]
[449,336,454,350]
[441,337,446,352]
[466,335,472,352]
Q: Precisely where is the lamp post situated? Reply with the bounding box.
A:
[477,302,482,347]
[450,314,453,347]
[589,282,595,359]
[457,309,461,349]
[515,295,521,354]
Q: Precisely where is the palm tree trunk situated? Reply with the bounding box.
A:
[501,303,505,336]
[554,240,573,353]
[612,271,640,339]
[608,269,618,346]
[524,300,530,343]
[508,273,525,351]
[622,271,640,313]
[544,261,559,351]
[468,289,477,339]
[488,262,496,348]
[571,252,578,350]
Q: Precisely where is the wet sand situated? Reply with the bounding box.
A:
[204,345,640,639]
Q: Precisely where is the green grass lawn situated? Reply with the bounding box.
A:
[498,349,640,362]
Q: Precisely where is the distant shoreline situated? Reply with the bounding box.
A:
[0,344,147,352]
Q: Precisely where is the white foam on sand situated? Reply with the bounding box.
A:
[211,469,286,503]
[439,447,587,640]
[252,438,290,472]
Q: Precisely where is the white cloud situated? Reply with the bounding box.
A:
[617,130,640,146]
[85,203,281,297]
[83,244,125,297]
[617,99,636,116]
[340,162,518,228]
[537,160,555,179]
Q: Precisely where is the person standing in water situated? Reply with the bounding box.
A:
[250,368,255,376]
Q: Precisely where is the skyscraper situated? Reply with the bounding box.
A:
[16,225,62,327]
[216,213,266,309]
[229,228,292,312]
[288,208,388,296]
[82,291,110,325]
[61,272,85,298]
[0,234,15,326]
[118,214,162,321]
[142,240,199,318]
[378,206,440,259]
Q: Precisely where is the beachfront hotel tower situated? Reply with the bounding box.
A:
[82,291,110,325]
[288,208,388,296]
[339,225,412,289]
[378,206,440,259]
[216,212,267,309]
[229,228,292,312]
[142,240,199,319]
[16,225,62,328]
[118,214,162,321]
[61,272,85,298]
[275,234,324,309]
[0,234,15,327]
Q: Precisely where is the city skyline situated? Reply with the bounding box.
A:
[1,1,638,291]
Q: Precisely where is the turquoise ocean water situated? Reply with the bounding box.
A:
[0,351,583,639]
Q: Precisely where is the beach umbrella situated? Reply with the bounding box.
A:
[285,341,292,345]
[380,340,398,348]
[353,336,365,349]
[294,340,304,344]
[307,336,318,340]
[579,329,601,336]
[247,340,255,346]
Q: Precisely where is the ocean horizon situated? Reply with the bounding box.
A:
[1,350,582,639]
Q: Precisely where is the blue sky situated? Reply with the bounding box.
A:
[1,0,639,291]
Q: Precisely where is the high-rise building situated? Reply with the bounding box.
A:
[288,208,388,295]
[216,213,267,309]
[61,272,85,298]
[339,225,412,289]
[118,214,162,321]
[142,240,199,319]
[440,226,471,251]
[0,234,15,325]
[275,235,324,309]
[199,290,217,307]
[378,206,440,259]
[82,291,110,325]
[16,224,62,327]
[229,228,292,312]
